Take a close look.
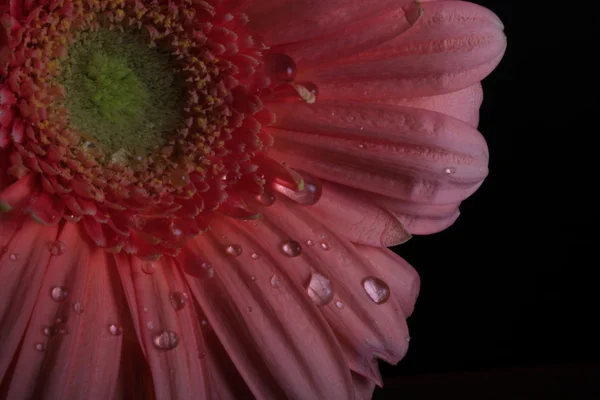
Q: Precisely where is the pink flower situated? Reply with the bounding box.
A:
[0,0,505,398]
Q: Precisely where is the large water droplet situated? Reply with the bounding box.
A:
[108,323,123,335]
[48,240,65,255]
[50,286,69,302]
[9,253,18,261]
[263,53,297,83]
[170,292,188,311]
[141,261,157,275]
[273,172,322,205]
[281,240,302,257]
[362,277,391,304]
[270,274,281,288]
[35,342,46,352]
[152,330,179,350]
[225,244,242,257]
[256,191,276,206]
[307,273,333,306]
[73,302,84,314]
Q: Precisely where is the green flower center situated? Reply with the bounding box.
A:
[60,29,186,156]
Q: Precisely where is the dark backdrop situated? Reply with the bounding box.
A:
[377,1,600,398]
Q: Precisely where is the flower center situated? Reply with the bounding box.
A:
[60,29,185,155]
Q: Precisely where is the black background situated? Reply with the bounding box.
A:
[376,1,600,398]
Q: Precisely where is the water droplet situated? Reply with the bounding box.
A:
[320,240,331,250]
[73,302,84,314]
[197,350,207,359]
[170,292,188,311]
[270,274,281,288]
[256,191,276,206]
[306,239,315,246]
[251,252,261,260]
[263,53,297,83]
[152,330,179,350]
[48,240,65,255]
[170,169,190,186]
[335,300,345,309]
[50,286,69,302]
[444,167,456,175]
[362,277,391,304]
[108,323,123,335]
[147,321,156,330]
[250,276,256,282]
[225,244,242,257]
[307,273,333,306]
[200,319,208,326]
[281,240,302,257]
[9,253,18,261]
[273,172,322,205]
[358,143,366,149]
[246,306,253,312]
[35,342,46,352]
[141,261,157,275]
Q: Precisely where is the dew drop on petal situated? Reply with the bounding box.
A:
[141,261,157,275]
[320,240,331,250]
[335,300,345,309]
[73,302,84,314]
[444,167,456,175]
[50,286,69,302]
[35,343,46,352]
[246,306,253,312]
[256,191,276,206]
[362,277,391,305]
[108,324,123,336]
[270,274,281,288]
[306,239,314,246]
[197,350,207,359]
[251,252,261,260]
[48,240,66,255]
[170,292,188,311]
[250,276,256,282]
[197,262,215,279]
[9,253,18,261]
[225,244,242,257]
[273,173,322,205]
[263,53,297,83]
[152,331,180,350]
[281,240,302,257]
[147,321,156,330]
[307,273,334,306]
[170,169,190,186]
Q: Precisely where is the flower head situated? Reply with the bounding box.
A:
[0,0,505,398]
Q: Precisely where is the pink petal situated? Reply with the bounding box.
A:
[377,84,484,127]
[268,102,488,205]
[181,217,355,399]
[261,199,412,381]
[246,0,412,46]
[0,218,57,381]
[300,1,506,99]
[309,180,411,247]
[352,372,377,400]
[2,223,122,399]
[368,191,462,234]
[115,255,210,400]
[355,244,420,317]
[271,5,418,68]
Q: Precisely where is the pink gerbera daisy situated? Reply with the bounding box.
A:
[0,0,505,398]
